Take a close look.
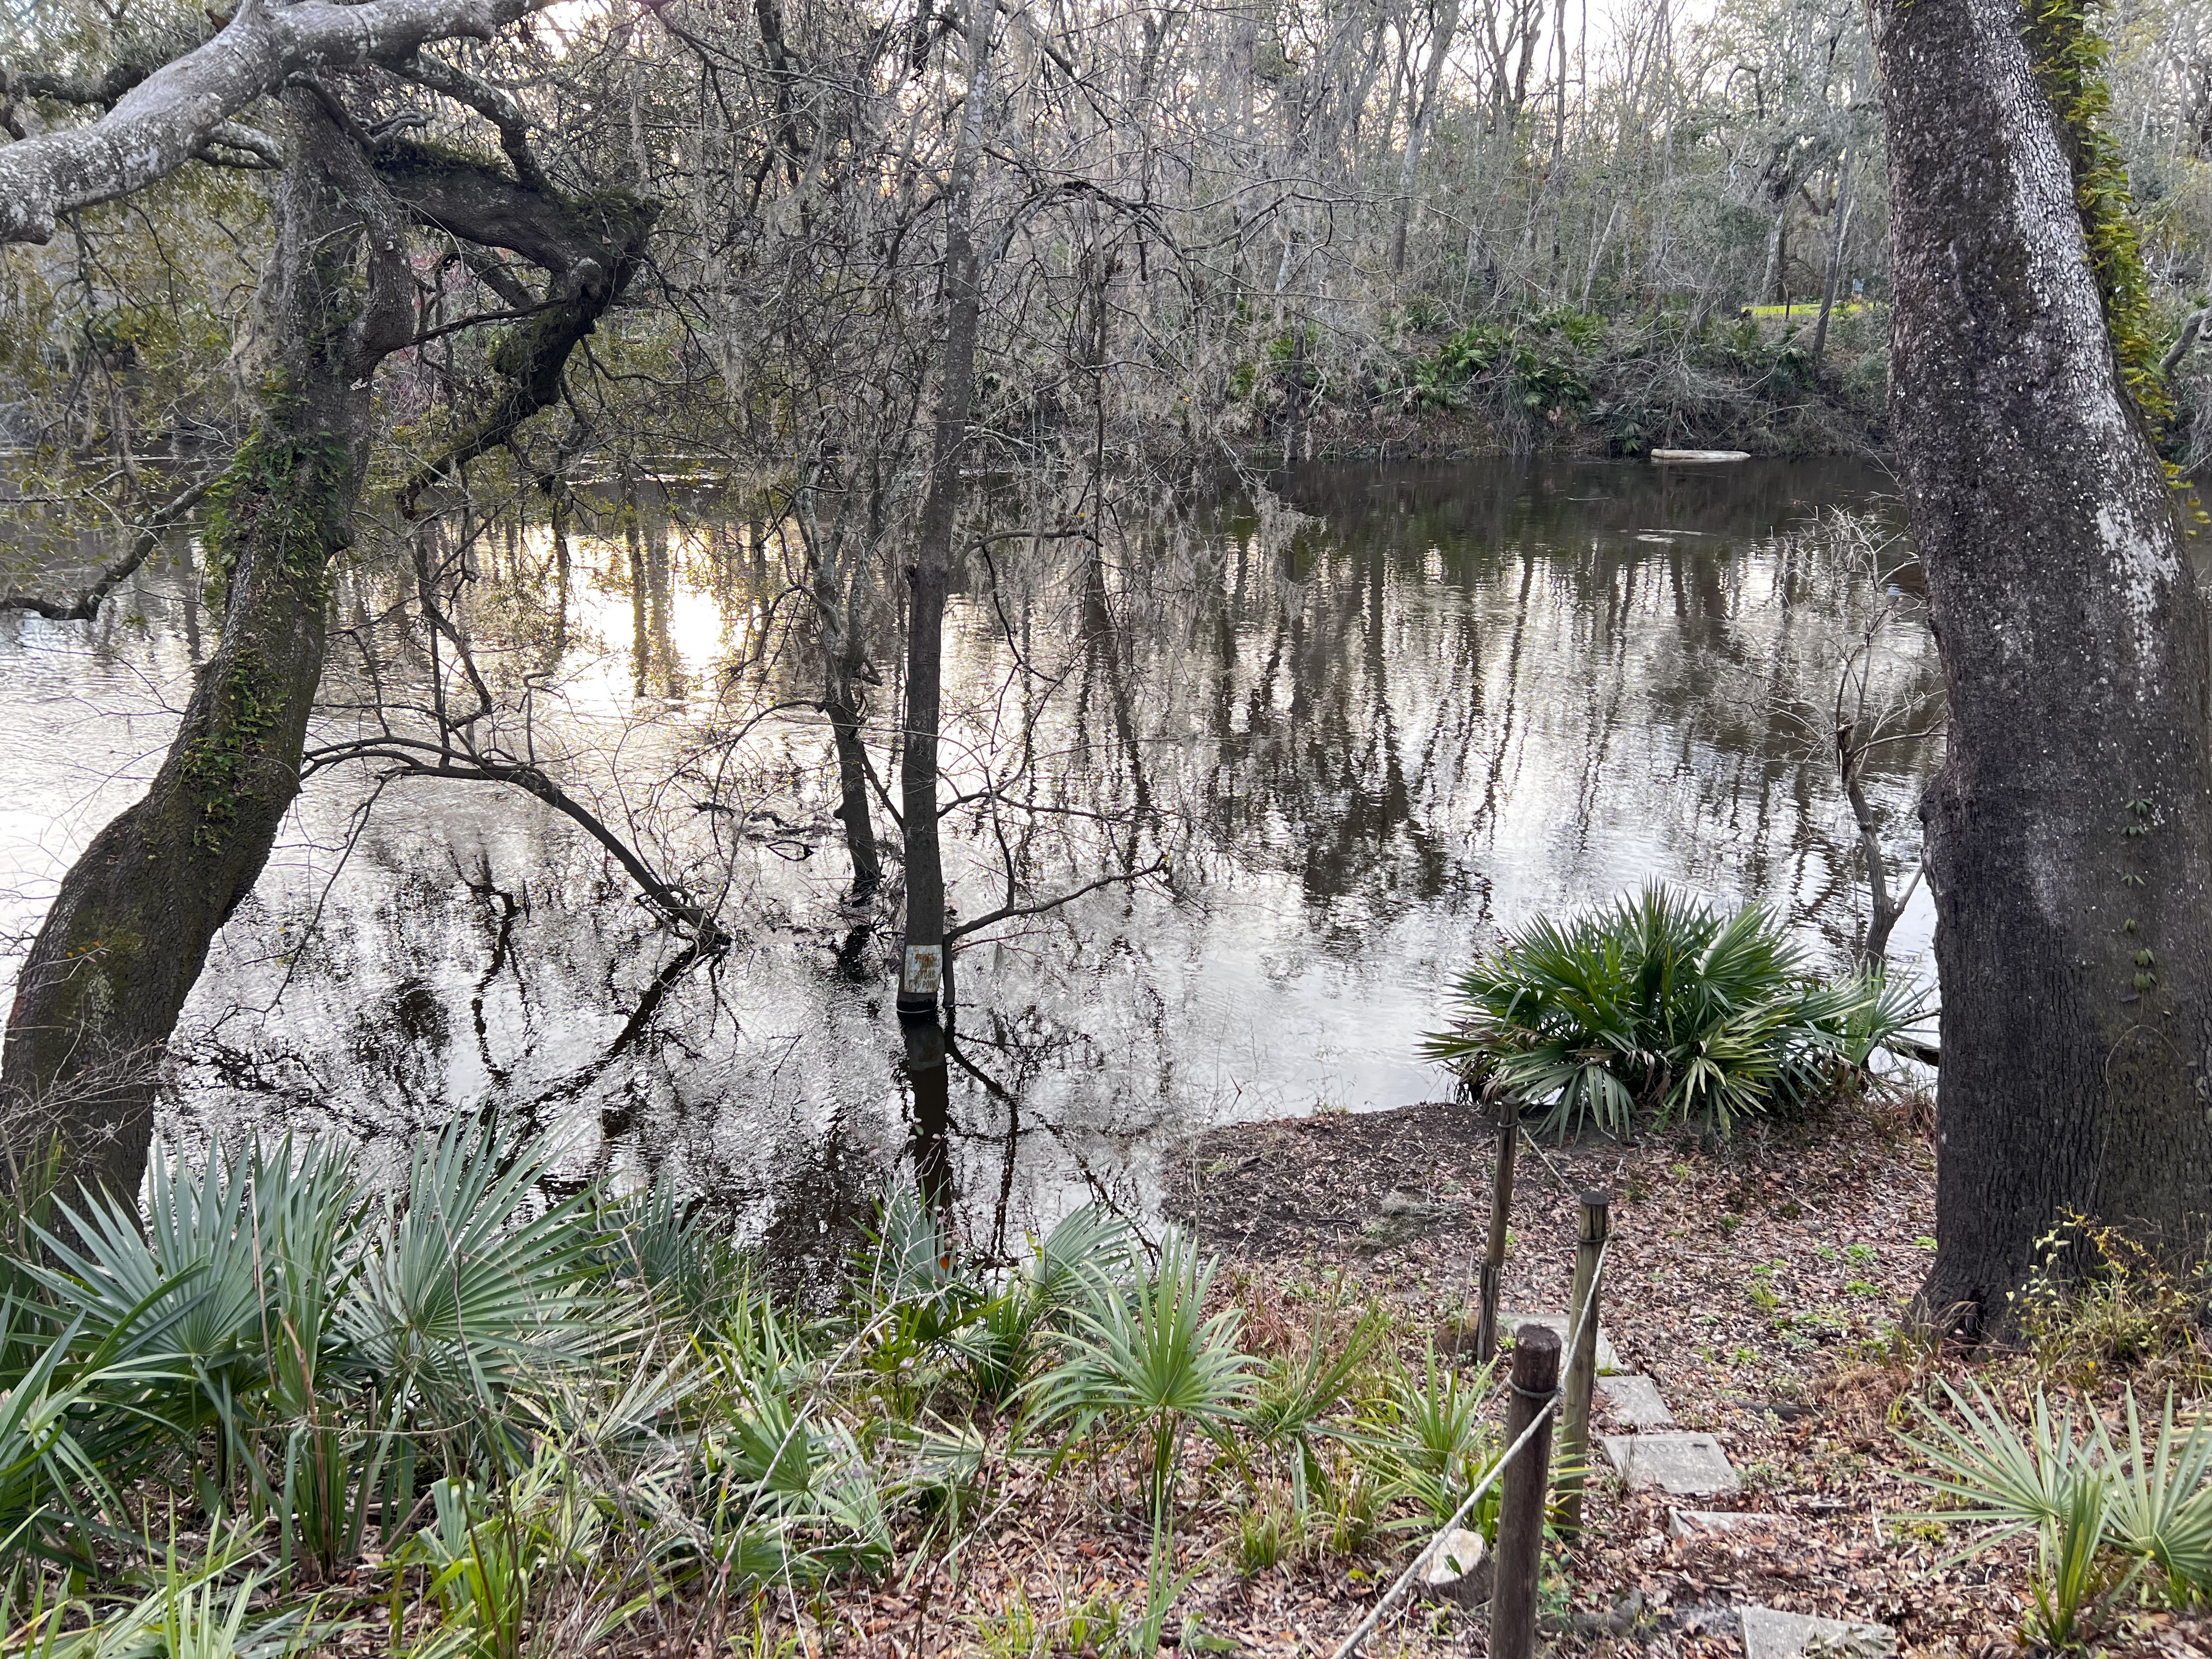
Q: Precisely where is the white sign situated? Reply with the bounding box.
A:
[902,945,943,997]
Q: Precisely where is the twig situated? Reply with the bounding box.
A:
[943,856,1169,944]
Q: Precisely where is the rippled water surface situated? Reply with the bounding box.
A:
[0,456,1939,1254]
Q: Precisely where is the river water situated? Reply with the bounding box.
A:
[0,456,1939,1257]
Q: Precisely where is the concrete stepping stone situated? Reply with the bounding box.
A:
[1739,1605,1894,1659]
[1602,1431,1741,1496]
[1667,1508,1774,1541]
[1598,1373,1674,1427]
[1501,1311,1622,1374]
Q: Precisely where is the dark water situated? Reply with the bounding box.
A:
[0,456,1938,1255]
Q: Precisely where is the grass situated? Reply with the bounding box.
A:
[1741,301,1877,319]
[1421,884,1927,1138]
[0,1127,1508,1656]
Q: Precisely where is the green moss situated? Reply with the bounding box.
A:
[2021,0,2172,422]
[200,409,352,606]
[188,404,346,853]
[178,646,280,851]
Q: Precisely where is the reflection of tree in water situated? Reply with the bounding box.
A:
[143,459,1934,1243]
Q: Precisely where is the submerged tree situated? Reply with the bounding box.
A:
[1875,0,2212,1334]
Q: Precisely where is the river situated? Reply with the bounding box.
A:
[0,455,1939,1261]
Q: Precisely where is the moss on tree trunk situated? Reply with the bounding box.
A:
[0,96,410,1206]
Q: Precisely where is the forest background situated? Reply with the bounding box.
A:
[5,0,2210,518]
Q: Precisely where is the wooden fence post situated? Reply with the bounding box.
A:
[1492,1323,1560,1659]
[1555,1189,1611,1536]
[1474,1084,1519,1363]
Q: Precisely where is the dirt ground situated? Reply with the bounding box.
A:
[605,1092,2205,1657]
[1132,1093,2195,1659]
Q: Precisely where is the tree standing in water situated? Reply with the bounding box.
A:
[0,0,651,1210]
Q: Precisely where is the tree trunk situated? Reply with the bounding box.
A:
[1389,0,1460,276]
[1759,202,1786,308]
[811,526,882,899]
[1876,0,2212,1335]
[1,97,412,1204]
[896,0,995,1014]
[1811,152,1855,364]
[826,669,883,900]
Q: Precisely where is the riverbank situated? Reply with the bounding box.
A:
[1159,1094,2205,1658]
[1218,304,1891,465]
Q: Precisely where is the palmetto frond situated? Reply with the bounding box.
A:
[1424,883,1928,1137]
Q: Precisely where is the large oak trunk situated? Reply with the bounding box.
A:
[1875,0,2212,1333]
[1,99,411,1204]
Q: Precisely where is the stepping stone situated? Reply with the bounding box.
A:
[1668,1508,1775,1541]
[1598,1373,1674,1428]
[1501,1312,1622,1374]
[1739,1605,1894,1659]
[1602,1432,1741,1497]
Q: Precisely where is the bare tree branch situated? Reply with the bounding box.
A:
[0,475,215,620]
[397,52,549,191]
[944,855,1169,944]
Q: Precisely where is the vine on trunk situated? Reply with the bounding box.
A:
[2021,0,2171,422]
[199,410,354,605]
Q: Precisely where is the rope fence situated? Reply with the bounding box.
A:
[1330,1226,1614,1659]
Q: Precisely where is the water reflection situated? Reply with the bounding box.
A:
[0,457,1937,1254]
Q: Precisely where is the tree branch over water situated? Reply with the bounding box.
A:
[0,475,213,621]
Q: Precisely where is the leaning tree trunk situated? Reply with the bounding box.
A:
[1,97,411,1204]
[1876,0,2212,1335]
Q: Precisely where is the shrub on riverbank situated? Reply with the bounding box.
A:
[1231,303,1889,461]
[0,1128,1509,1657]
[1422,885,1925,1139]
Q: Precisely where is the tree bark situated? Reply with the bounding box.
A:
[1388,0,1459,276]
[0,0,551,245]
[896,0,995,1014]
[1875,0,2212,1335]
[383,144,655,509]
[1,96,411,1203]
[1810,151,1854,363]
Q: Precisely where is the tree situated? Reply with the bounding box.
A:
[2,91,415,1204]
[894,0,996,1018]
[0,0,648,1209]
[1874,0,2212,1334]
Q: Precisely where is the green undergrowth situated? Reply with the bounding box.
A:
[1892,1216,2212,1647]
[0,1126,1526,1657]
[1902,1378,2212,1646]
[2011,1215,2212,1392]
[1423,884,1928,1139]
[1240,302,1889,456]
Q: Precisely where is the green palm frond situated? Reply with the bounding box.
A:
[35,1135,360,1482]
[341,1119,608,1456]
[1029,1230,1251,1530]
[2101,1392,2212,1600]
[1897,1380,2212,1642]
[1424,883,1931,1137]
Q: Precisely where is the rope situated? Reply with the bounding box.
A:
[1330,1232,1613,1659]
